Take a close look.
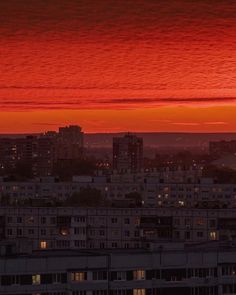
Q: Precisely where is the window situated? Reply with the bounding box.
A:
[133,270,145,280]
[17,228,22,236]
[52,273,67,284]
[134,218,140,226]
[75,216,86,223]
[50,217,56,224]
[7,229,13,236]
[185,218,191,226]
[99,230,105,236]
[133,289,145,295]
[41,217,46,224]
[209,219,216,228]
[174,218,180,225]
[112,242,117,248]
[197,231,203,238]
[185,231,190,240]
[74,240,86,248]
[196,218,205,226]
[124,230,130,237]
[134,230,139,237]
[32,274,41,285]
[92,271,107,280]
[40,241,47,249]
[124,218,130,224]
[74,227,86,235]
[41,229,46,236]
[210,231,217,240]
[71,272,86,282]
[60,227,69,236]
[100,242,105,248]
[111,271,127,281]
[92,291,107,295]
[28,228,34,235]
[111,229,119,236]
[111,218,118,224]
[17,217,22,223]
[7,217,13,223]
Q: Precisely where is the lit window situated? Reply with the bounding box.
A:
[133,289,146,295]
[32,274,41,285]
[178,200,185,207]
[133,270,145,280]
[71,272,86,282]
[60,228,69,236]
[210,231,217,240]
[40,241,47,249]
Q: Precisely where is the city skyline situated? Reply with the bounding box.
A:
[1,0,236,133]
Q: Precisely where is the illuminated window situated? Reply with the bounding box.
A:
[40,241,47,249]
[60,228,69,236]
[71,272,86,282]
[133,270,145,280]
[210,231,217,240]
[178,200,185,207]
[32,274,41,285]
[133,289,146,295]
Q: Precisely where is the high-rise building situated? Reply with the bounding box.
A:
[56,125,84,160]
[58,125,84,145]
[113,134,143,173]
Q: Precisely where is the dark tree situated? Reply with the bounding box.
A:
[64,187,106,207]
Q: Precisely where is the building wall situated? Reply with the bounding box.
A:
[0,247,236,294]
[1,207,236,251]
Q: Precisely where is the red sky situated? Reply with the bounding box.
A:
[0,0,236,133]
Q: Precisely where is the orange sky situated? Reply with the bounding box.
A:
[0,0,236,133]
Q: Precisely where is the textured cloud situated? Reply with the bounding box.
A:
[0,96,236,111]
[0,0,236,131]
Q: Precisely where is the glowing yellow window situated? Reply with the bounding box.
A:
[133,270,145,280]
[133,289,146,295]
[32,274,41,285]
[210,231,217,240]
[40,241,47,249]
[71,272,86,282]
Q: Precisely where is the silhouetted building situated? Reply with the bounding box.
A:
[0,125,84,177]
[113,134,143,173]
[58,125,83,145]
[56,125,84,160]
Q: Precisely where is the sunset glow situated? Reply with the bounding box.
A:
[1,0,236,133]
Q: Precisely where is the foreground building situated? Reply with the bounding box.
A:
[1,207,236,251]
[0,241,236,294]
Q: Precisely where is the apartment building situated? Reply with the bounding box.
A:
[113,134,143,173]
[1,241,236,294]
[0,125,84,177]
[1,169,236,208]
[1,207,236,251]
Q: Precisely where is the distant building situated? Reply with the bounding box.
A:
[209,140,236,157]
[56,125,84,160]
[58,125,84,145]
[113,134,143,173]
[0,125,84,177]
